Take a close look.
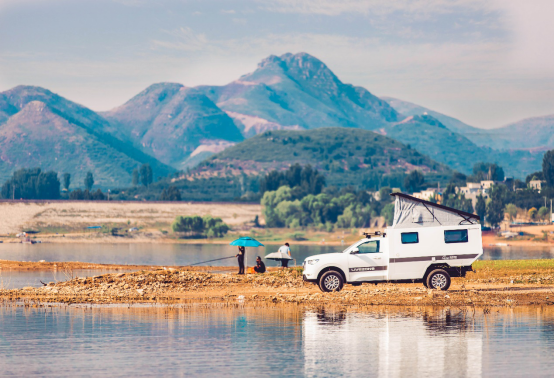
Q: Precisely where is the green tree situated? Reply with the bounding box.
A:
[84,172,94,191]
[379,186,392,200]
[404,170,424,193]
[62,173,71,191]
[261,186,292,227]
[538,206,549,221]
[139,164,153,187]
[171,215,228,238]
[381,203,395,226]
[528,207,537,221]
[486,199,504,228]
[472,162,504,181]
[160,186,181,201]
[92,189,105,200]
[505,203,517,222]
[542,150,554,187]
[132,169,139,186]
[1,168,60,200]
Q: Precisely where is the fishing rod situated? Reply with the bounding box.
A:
[188,255,236,266]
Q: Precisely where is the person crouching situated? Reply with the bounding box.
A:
[253,256,266,273]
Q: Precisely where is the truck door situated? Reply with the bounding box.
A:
[347,239,388,282]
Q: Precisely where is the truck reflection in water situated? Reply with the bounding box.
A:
[303,308,482,377]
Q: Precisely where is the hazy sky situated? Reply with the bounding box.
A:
[1,0,554,129]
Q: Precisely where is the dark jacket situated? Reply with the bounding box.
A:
[254,260,266,273]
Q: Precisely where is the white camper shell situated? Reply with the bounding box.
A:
[302,193,483,291]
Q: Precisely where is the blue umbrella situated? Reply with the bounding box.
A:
[230,237,264,273]
[230,237,264,247]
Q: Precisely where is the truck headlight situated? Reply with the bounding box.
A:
[307,259,319,265]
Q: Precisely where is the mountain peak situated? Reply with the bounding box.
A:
[5,85,53,96]
[255,52,339,83]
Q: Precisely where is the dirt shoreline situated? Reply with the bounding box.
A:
[2,259,553,308]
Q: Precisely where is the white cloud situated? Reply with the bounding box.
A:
[264,0,484,16]
[151,27,209,52]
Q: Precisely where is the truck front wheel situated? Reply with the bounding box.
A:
[426,269,451,290]
[319,271,344,292]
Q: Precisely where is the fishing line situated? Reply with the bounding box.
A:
[188,255,236,266]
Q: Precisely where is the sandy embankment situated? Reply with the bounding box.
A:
[2,260,553,308]
[0,201,261,239]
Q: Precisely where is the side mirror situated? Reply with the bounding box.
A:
[351,248,360,254]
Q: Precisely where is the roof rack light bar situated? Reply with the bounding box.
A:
[363,231,387,239]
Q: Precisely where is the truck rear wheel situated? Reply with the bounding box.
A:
[426,269,451,290]
[319,271,344,292]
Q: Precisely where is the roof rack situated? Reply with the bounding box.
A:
[363,231,386,239]
[389,192,480,221]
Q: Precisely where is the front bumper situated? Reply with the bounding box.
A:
[302,273,317,283]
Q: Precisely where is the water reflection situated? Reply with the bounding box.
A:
[304,308,482,377]
[0,305,553,376]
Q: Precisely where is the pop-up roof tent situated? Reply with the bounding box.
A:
[390,193,480,229]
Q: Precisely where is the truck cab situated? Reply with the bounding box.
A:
[303,235,389,289]
[302,193,483,292]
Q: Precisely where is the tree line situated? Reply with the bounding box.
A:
[171,215,229,238]
[0,163,156,200]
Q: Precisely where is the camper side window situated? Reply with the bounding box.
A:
[401,232,419,244]
[358,241,380,253]
[444,229,468,243]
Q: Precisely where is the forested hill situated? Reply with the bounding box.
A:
[189,127,453,189]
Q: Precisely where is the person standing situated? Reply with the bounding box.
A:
[236,246,245,274]
[278,242,291,268]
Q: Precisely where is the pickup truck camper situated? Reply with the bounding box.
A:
[302,193,483,292]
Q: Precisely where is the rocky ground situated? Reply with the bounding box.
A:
[2,264,553,308]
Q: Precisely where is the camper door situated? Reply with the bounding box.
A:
[347,239,389,282]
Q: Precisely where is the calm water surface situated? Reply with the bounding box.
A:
[0,305,553,377]
[1,243,554,267]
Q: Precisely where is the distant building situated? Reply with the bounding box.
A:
[456,181,492,207]
[529,180,545,192]
[412,188,441,202]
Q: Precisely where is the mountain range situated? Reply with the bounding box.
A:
[383,96,554,153]
[0,52,551,188]
[0,86,173,187]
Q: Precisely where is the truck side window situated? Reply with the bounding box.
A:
[358,241,380,253]
[401,232,419,244]
[444,229,468,243]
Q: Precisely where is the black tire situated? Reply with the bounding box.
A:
[422,279,428,288]
[426,269,451,290]
[318,271,344,292]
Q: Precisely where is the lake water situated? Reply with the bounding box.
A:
[1,243,554,289]
[0,304,553,377]
[2,243,554,267]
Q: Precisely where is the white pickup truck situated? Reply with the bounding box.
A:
[302,193,483,292]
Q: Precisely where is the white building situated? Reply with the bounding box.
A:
[456,181,491,207]
[412,188,440,201]
[529,180,544,192]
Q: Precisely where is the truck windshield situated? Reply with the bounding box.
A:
[342,239,380,253]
